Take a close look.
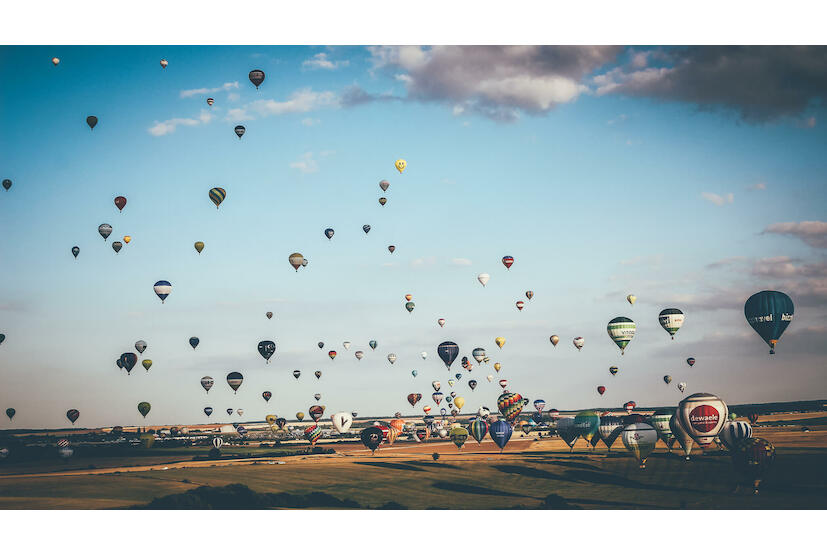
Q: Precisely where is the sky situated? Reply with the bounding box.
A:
[0,45,826,430]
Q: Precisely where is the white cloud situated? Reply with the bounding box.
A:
[747,182,767,191]
[701,192,734,206]
[302,52,349,70]
[301,118,320,126]
[289,152,319,174]
[180,81,239,98]
[147,110,213,136]
[227,92,240,102]
[410,256,437,268]
[763,221,827,248]
[607,113,628,125]
[451,258,472,266]
[228,89,338,121]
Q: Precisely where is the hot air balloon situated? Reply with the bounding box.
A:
[313,394,321,402]
[498,379,508,390]
[686,357,697,368]
[261,391,272,402]
[378,179,390,191]
[378,197,387,206]
[204,407,213,417]
[318,342,325,349]
[598,415,624,451]
[744,291,794,354]
[493,363,501,373]
[142,359,152,372]
[407,393,422,407]
[0,334,5,346]
[368,340,377,350]
[468,380,477,390]
[394,159,406,173]
[497,392,527,422]
[324,228,334,240]
[123,236,132,244]
[66,409,80,425]
[678,382,687,393]
[288,252,305,271]
[388,245,396,253]
[495,337,506,349]
[405,302,415,313]
[51,57,60,66]
[160,58,168,68]
[194,241,205,254]
[732,438,775,494]
[437,341,459,368]
[432,392,444,405]
[627,294,636,305]
[387,353,397,364]
[624,401,636,414]
[363,224,371,234]
[5,408,15,420]
[502,256,514,269]
[677,393,728,447]
[648,409,675,451]
[607,317,635,354]
[304,424,322,445]
[249,69,265,88]
[309,405,324,422]
[1,179,10,192]
[296,412,305,421]
[207,97,215,106]
[663,375,672,385]
[266,311,273,320]
[525,290,534,301]
[120,352,137,374]
[669,412,694,460]
[470,347,485,363]
[573,337,585,351]
[153,280,171,303]
[437,318,446,328]
[516,301,525,311]
[557,418,579,450]
[423,405,432,415]
[112,241,122,253]
[290,370,300,380]
[719,421,753,451]
[609,366,619,376]
[355,350,364,360]
[189,337,200,349]
[328,350,337,360]
[597,386,606,395]
[276,417,287,429]
[549,335,559,347]
[331,412,353,434]
[86,116,98,130]
[114,196,127,212]
[489,420,513,451]
[134,340,147,354]
[137,402,151,418]
[226,371,243,394]
[574,411,601,446]
[209,187,226,209]
[468,419,489,444]
[622,423,658,468]
[658,308,685,340]
[361,427,383,453]
[234,125,246,138]
[747,412,759,425]
[200,376,214,393]
[257,340,276,363]
[477,273,490,287]
[71,246,80,259]
[454,397,465,411]
[450,427,469,449]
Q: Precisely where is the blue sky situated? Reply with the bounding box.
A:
[1,46,826,429]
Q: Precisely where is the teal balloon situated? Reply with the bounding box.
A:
[574,410,600,443]
[744,290,794,354]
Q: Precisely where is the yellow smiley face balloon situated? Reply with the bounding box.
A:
[394,159,407,173]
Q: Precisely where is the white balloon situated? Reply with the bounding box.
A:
[387,353,397,364]
[677,392,728,447]
[477,273,490,287]
[331,412,353,433]
[621,423,658,468]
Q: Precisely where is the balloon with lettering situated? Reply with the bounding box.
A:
[678,393,728,447]
[489,420,513,451]
[744,291,794,354]
[658,308,685,340]
[622,423,658,468]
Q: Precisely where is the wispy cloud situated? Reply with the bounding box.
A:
[289,152,319,174]
[411,257,437,268]
[763,221,827,248]
[225,89,338,121]
[451,258,472,266]
[180,81,239,98]
[607,113,628,125]
[302,52,349,70]
[701,192,734,206]
[746,182,767,191]
[147,110,213,136]
[301,118,320,126]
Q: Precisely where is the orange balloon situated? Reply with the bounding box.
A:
[405,294,412,301]
[123,236,132,244]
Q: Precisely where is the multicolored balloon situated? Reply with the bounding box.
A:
[502,256,514,269]
[658,308,685,340]
[677,393,728,447]
[497,392,528,422]
[209,187,226,209]
[226,371,243,393]
[153,280,172,303]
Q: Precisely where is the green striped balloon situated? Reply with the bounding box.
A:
[607,316,636,354]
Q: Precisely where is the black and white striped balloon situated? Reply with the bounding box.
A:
[719,420,753,451]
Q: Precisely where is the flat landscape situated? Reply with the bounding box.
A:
[1,413,825,509]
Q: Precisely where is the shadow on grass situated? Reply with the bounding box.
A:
[560,469,705,493]
[354,461,426,472]
[493,464,579,483]
[400,460,460,470]
[432,480,532,498]
[134,483,371,509]
[536,459,602,471]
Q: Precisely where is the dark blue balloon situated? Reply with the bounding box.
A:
[189,337,200,349]
[490,420,513,450]
[120,352,137,373]
[744,290,794,354]
[362,225,371,234]
[258,340,276,362]
[437,341,459,368]
[324,228,334,240]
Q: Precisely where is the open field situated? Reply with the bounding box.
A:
[1,416,826,509]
